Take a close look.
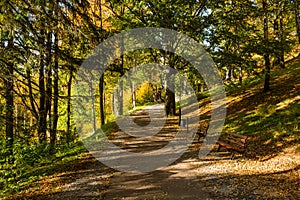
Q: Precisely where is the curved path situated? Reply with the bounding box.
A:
[103,104,211,199]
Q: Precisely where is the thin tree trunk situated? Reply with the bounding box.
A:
[294,0,300,44]
[131,60,136,109]
[165,53,176,116]
[99,75,105,125]
[5,36,14,163]
[51,30,59,150]
[118,54,124,116]
[263,0,271,92]
[279,2,285,68]
[38,27,47,143]
[26,68,38,120]
[45,31,52,142]
[238,65,243,85]
[98,0,105,126]
[89,80,96,134]
[225,66,232,81]
[165,69,176,116]
[66,68,73,145]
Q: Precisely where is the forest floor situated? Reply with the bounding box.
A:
[6,59,300,199]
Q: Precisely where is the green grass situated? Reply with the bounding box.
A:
[0,141,88,199]
[219,60,300,157]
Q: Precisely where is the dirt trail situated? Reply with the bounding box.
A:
[103,104,212,199]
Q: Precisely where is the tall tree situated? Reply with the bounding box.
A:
[293,0,300,44]
[99,0,105,125]
[4,34,15,163]
[263,0,271,92]
[50,0,60,151]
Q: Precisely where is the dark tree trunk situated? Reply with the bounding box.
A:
[5,36,14,163]
[279,3,285,69]
[274,2,285,69]
[51,31,59,150]
[66,68,73,145]
[98,0,105,126]
[38,28,47,143]
[99,75,105,125]
[294,0,300,44]
[238,66,243,85]
[45,31,52,142]
[165,52,176,116]
[165,69,176,116]
[263,0,271,92]
[131,58,136,108]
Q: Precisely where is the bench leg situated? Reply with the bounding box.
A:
[230,152,235,160]
[196,132,204,142]
[217,144,221,152]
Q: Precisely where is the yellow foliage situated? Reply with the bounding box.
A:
[135,83,153,105]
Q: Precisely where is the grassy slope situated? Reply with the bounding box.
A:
[199,57,300,159]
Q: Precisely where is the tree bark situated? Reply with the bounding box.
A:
[98,0,105,126]
[5,36,14,163]
[66,67,73,145]
[165,69,176,116]
[165,53,176,116]
[51,30,59,150]
[38,27,47,143]
[294,0,300,44]
[99,75,105,125]
[263,0,271,92]
[45,31,52,142]
[279,2,285,68]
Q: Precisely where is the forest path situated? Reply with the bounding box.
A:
[102,104,211,199]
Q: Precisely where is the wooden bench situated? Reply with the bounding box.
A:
[196,124,208,142]
[216,132,249,159]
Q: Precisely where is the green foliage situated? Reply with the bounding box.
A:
[0,140,87,198]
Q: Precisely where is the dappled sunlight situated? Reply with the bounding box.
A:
[277,96,300,110]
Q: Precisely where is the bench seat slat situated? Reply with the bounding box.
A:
[217,132,249,155]
[224,138,245,147]
[226,132,248,139]
[216,141,244,152]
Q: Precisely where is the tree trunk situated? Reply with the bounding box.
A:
[118,54,124,116]
[131,57,136,108]
[131,80,136,108]
[165,69,176,116]
[51,31,59,151]
[165,52,176,116]
[238,65,243,85]
[263,0,271,92]
[45,31,52,142]
[99,75,105,125]
[225,66,232,81]
[294,0,300,44]
[38,28,47,143]
[5,36,14,163]
[98,0,105,126]
[89,80,96,134]
[279,2,285,68]
[66,68,73,145]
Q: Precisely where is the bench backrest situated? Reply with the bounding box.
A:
[225,132,249,148]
